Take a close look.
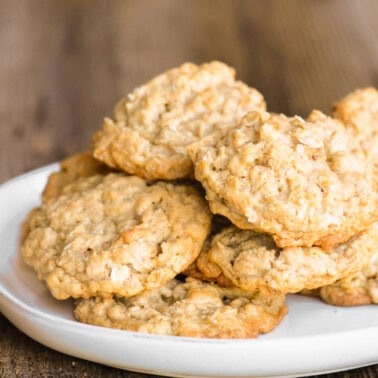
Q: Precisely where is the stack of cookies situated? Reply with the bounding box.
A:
[20,61,378,338]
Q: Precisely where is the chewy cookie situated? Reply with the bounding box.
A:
[74,277,288,338]
[92,61,266,180]
[318,251,378,306]
[21,173,211,300]
[21,152,112,245]
[182,241,233,287]
[188,110,377,249]
[182,215,233,287]
[198,224,378,294]
[42,151,114,202]
[333,87,378,177]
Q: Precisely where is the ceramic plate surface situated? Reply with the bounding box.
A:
[0,164,378,378]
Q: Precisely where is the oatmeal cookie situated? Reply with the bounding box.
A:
[21,173,211,300]
[333,87,378,177]
[74,277,288,338]
[183,215,233,287]
[92,61,266,180]
[318,251,378,306]
[42,151,114,202]
[188,110,377,248]
[182,245,233,288]
[205,224,378,294]
[20,151,106,245]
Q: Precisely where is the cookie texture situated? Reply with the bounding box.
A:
[21,152,112,245]
[205,224,378,294]
[92,61,266,180]
[189,110,377,248]
[333,87,378,176]
[318,251,378,306]
[42,151,114,202]
[183,244,233,288]
[183,215,233,286]
[21,173,211,300]
[74,278,288,338]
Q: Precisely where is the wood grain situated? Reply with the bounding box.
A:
[0,0,377,377]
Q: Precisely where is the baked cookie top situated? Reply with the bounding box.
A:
[203,224,378,294]
[21,152,113,246]
[188,109,377,248]
[92,61,266,180]
[42,151,114,202]
[74,277,288,338]
[318,251,378,306]
[21,173,211,300]
[333,87,378,175]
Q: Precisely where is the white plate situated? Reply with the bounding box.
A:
[0,165,377,378]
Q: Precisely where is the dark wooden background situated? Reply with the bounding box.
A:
[0,0,377,377]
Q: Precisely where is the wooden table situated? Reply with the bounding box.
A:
[1,1,377,377]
